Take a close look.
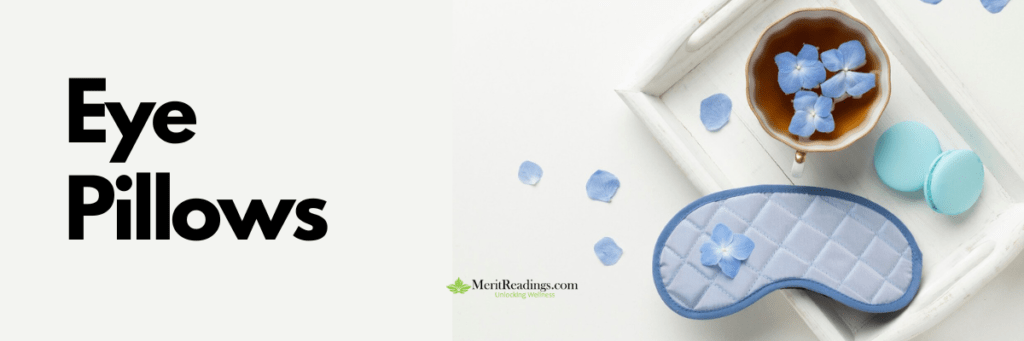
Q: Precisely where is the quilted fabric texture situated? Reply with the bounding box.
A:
[653,185,921,320]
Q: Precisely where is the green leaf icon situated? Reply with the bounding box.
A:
[447,277,471,294]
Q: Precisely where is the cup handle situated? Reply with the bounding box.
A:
[791,151,806,178]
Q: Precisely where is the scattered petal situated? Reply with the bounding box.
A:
[711,224,733,245]
[700,242,723,266]
[837,40,867,70]
[586,170,620,202]
[730,235,755,260]
[718,256,742,278]
[921,0,942,4]
[518,161,543,185]
[593,237,623,266]
[981,0,1010,13]
[845,71,877,97]
[700,93,732,131]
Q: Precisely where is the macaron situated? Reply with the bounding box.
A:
[874,121,942,192]
[924,149,984,215]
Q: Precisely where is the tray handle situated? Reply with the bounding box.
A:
[870,203,1024,341]
[627,0,768,96]
[684,0,760,52]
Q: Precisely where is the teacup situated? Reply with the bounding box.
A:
[745,8,891,177]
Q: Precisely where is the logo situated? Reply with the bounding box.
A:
[447,277,471,294]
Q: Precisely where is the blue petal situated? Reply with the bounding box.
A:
[719,256,741,278]
[981,0,1009,13]
[921,0,942,4]
[700,93,732,131]
[729,234,755,260]
[593,237,623,266]
[518,161,543,185]
[820,49,844,72]
[815,114,835,134]
[789,110,816,137]
[796,44,820,63]
[838,40,867,70]
[793,90,818,111]
[821,72,847,98]
[711,223,733,245]
[700,242,723,266]
[813,96,833,119]
[776,52,801,94]
[586,170,620,202]
[799,60,827,89]
[845,71,877,97]
[778,70,802,94]
[775,51,797,70]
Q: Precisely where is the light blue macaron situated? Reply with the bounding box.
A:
[924,149,984,216]
[874,121,942,192]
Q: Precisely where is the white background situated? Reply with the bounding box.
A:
[0,1,451,339]
[454,0,1024,340]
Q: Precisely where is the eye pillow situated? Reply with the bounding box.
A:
[653,185,921,319]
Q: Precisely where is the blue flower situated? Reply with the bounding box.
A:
[788,91,834,138]
[700,224,755,279]
[775,44,827,94]
[820,40,876,98]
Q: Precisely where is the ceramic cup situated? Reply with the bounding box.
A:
[746,9,891,177]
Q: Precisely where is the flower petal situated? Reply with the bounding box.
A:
[789,110,816,137]
[796,44,820,63]
[798,60,827,89]
[711,223,733,245]
[719,256,741,278]
[594,237,623,266]
[585,170,620,202]
[518,161,543,185]
[700,93,732,131]
[838,40,867,70]
[778,69,802,94]
[700,242,723,266]
[793,90,818,111]
[815,114,835,134]
[821,72,848,98]
[820,48,844,72]
[729,234,755,260]
[813,96,833,119]
[845,71,877,97]
[775,51,797,70]
[981,0,1009,13]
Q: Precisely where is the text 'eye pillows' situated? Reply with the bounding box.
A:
[653,185,921,319]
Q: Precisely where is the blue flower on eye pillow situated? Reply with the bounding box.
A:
[820,40,876,99]
[700,224,755,278]
[788,90,834,138]
[775,44,827,94]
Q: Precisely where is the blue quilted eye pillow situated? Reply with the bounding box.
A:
[653,185,922,320]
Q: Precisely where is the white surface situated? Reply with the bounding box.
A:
[454,0,1024,340]
[0,1,452,339]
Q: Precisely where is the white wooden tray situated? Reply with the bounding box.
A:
[616,0,1024,340]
